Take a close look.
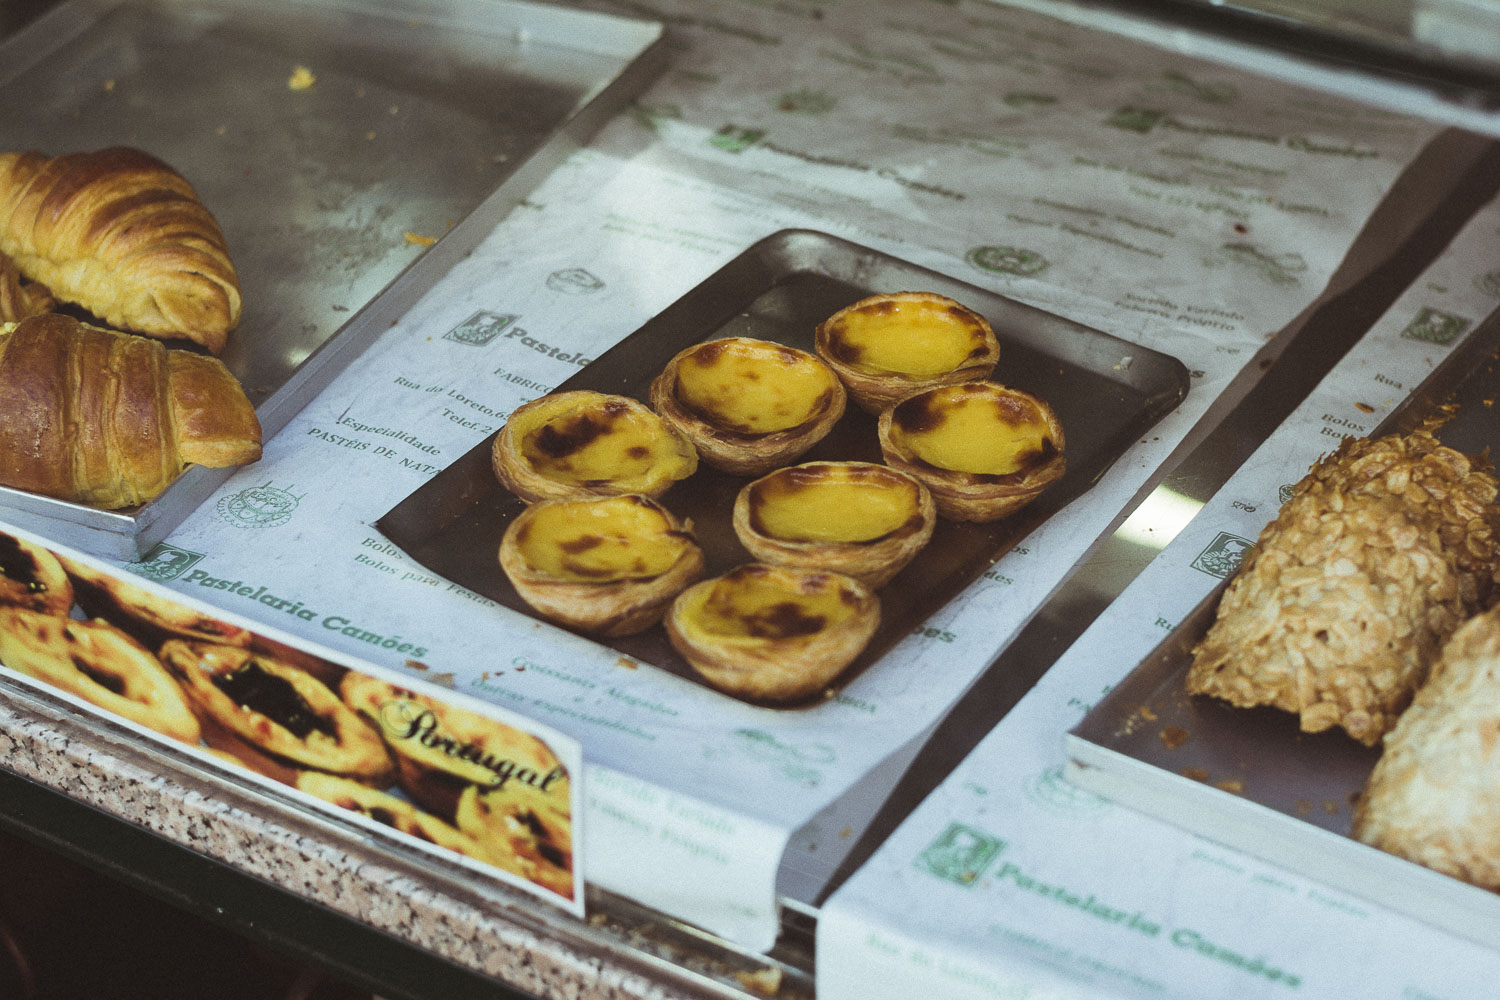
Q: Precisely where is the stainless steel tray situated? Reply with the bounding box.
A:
[1067,302,1500,948]
[0,0,665,559]
[378,228,1191,707]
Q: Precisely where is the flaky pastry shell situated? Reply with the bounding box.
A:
[815,291,1000,413]
[0,531,73,615]
[665,562,880,703]
[1187,430,1500,745]
[160,640,393,782]
[0,607,200,743]
[499,493,704,637]
[732,461,935,588]
[492,390,697,503]
[1352,604,1500,890]
[648,337,845,476]
[877,381,1065,522]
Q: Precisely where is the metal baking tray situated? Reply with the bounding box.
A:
[1066,302,1500,948]
[378,228,1191,706]
[0,0,666,559]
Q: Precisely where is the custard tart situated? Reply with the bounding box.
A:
[649,336,845,475]
[341,672,568,821]
[815,291,1000,413]
[732,461,935,588]
[0,531,72,615]
[878,381,1064,522]
[492,390,697,503]
[0,606,200,743]
[665,563,880,703]
[159,640,393,782]
[499,493,704,637]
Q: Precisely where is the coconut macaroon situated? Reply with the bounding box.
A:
[492,390,697,503]
[732,461,935,588]
[877,381,1065,522]
[499,493,704,637]
[814,291,1000,413]
[665,562,880,703]
[649,336,845,476]
[1352,604,1500,889]
[1187,430,1500,746]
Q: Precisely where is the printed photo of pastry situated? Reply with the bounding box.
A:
[339,672,569,823]
[0,530,73,616]
[159,640,394,784]
[454,780,574,899]
[295,771,482,859]
[61,553,251,651]
[0,606,200,744]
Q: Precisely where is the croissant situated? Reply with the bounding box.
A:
[0,147,241,353]
[0,313,262,508]
[0,247,53,322]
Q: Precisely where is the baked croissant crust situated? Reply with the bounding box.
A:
[0,247,53,322]
[0,147,241,353]
[1187,430,1500,745]
[0,313,262,508]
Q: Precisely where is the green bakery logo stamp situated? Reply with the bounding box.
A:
[1024,765,1110,817]
[1206,243,1306,287]
[1159,69,1238,105]
[1474,268,1500,299]
[1400,306,1470,345]
[1191,532,1254,578]
[968,245,1048,277]
[712,728,834,785]
[1278,483,1297,506]
[127,543,206,583]
[1104,106,1166,134]
[216,482,303,530]
[710,124,764,153]
[444,310,518,346]
[546,268,604,295]
[916,822,1004,886]
[774,88,836,115]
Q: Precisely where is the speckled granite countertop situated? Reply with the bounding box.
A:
[0,685,806,1000]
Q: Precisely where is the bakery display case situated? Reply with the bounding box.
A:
[3,0,1500,998]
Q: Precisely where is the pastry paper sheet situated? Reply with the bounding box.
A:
[816,160,1500,995]
[95,0,1448,948]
